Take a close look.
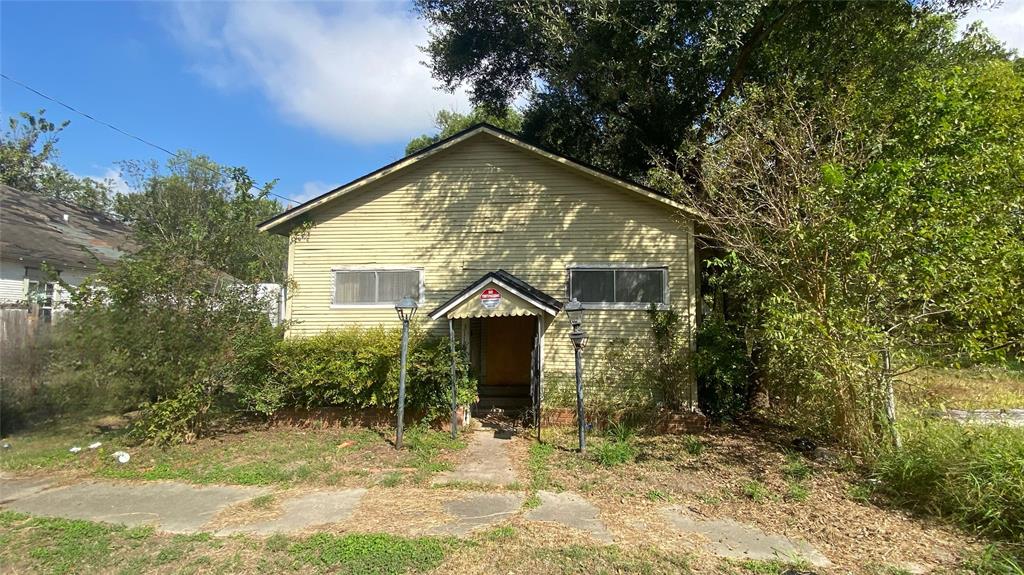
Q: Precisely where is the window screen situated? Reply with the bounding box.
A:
[569,268,666,305]
[334,269,420,305]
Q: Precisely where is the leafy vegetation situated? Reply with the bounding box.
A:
[238,326,477,418]
[415,1,1023,449]
[405,107,523,155]
[870,417,1024,543]
[0,110,116,210]
[288,533,453,575]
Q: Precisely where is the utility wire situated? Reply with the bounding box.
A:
[1,73,301,205]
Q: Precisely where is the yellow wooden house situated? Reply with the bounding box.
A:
[259,124,699,417]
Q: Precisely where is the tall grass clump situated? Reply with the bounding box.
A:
[870,416,1024,543]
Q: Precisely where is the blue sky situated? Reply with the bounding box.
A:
[1,1,471,206]
[2,1,1021,208]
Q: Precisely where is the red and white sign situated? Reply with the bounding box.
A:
[480,288,501,309]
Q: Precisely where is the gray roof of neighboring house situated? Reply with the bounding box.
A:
[0,184,137,272]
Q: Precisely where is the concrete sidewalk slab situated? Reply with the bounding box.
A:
[217,489,366,535]
[431,493,524,536]
[661,508,830,567]
[4,481,266,533]
[1,475,56,503]
[525,490,613,543]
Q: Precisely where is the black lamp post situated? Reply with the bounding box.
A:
[394,296,418,449]
[565,298,588,453]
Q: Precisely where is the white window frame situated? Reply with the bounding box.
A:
[566,264,670,310]
[330,266,425,309]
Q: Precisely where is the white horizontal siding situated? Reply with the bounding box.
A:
[0,259,25,303]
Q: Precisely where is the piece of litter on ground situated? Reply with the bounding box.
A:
[112,451,131,464]
[88,442,102,449]
[337,440,356,449]
[2,442,11,449]
[69,446,82,453]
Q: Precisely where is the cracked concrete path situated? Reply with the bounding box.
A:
[661,507,830,567]
[525,490,613,543]
[431,493,525,536]
[4,481,267,533]
[0,474,57,502]
[431,428,517,487]
[218,489,366,535]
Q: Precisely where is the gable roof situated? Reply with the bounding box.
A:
[0,184,137,271]
[428,269,563,320]
[258,123,697,235]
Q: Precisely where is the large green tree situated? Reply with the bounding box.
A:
[655,22,1023,443]
[405,107,523,155]
[416,0,981,179]
[0,110,115,211]
[114,153,287,283]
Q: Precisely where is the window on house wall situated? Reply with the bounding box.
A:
[333,269,421,306]
[568,267,667,307]
[25,267,57,323]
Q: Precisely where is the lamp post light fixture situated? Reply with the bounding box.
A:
[394,296,418,449]
[565,298,589,453]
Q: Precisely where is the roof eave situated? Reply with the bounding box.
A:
[258,124,700,234]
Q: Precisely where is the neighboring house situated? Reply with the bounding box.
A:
[0,184,134,321]
[259,124,699,415]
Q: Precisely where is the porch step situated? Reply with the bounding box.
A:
[477,385,531,398]
[476,397,532,409]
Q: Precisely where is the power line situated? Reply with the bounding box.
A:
[1,73,301,205]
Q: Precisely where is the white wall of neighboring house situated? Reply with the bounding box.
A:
[0,258,92,309]
[0,259,25,303]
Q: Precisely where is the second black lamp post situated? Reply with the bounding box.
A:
[565,298,589,453]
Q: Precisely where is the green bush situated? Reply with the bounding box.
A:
[694,314,752,421]
[871,416,1024,543]
[45,251,282,443]
[236,326,476,418]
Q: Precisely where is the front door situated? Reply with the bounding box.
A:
[474,315,536,413]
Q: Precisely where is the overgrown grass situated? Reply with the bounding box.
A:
[0,510,456,575]
[741,479,773,503]
[0,511,697,575]
[591,422,637,467]
[527,442,555,490]
[0,422,464,488]
[870,416,1024,543]
[289,533,454,575]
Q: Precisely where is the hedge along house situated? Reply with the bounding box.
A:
[259,124,701,423]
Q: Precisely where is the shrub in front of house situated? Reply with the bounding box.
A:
[234,326,477,419]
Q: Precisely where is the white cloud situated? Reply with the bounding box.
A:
[77,167,133,196]
[296,180,333,203]
[169,2,470,143]
[961,0,1024,54]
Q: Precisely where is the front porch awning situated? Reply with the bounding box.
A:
[428,270,563,320]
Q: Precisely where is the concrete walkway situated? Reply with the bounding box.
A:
[661,507,831,567]
[431,427,518,487]
[526,490,613,543]
[0,474,829,564]
[3,478,266,534]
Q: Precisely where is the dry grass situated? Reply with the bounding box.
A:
[0,420,465,490]
[507,424,982,574]
[1,417,1006,573]
[900,365,1024,410]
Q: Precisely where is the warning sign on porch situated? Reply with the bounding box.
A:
[480,288,501,309]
